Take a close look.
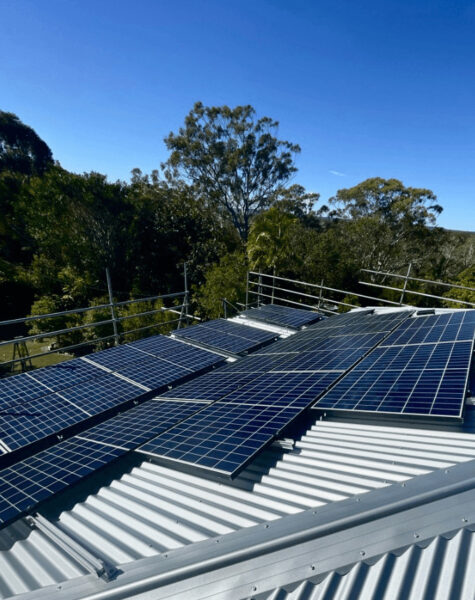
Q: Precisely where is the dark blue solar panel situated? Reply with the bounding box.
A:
[160,371,258,402]
[0,438,126,526]
[0,394,89,451]
[381,311,475,346]
[0,373,51,410]
[222,371,337,408]
[241,304,322,329]
[201,319,278,344]
[59,374,144,414]
[223,353,296,373]
[113,356,189,389]
[272,348,367,372]
[128,334,185,357]
[27,358,105,392]
[85,344,144,370]
[174,325,260,354]
[138,402,303,477]
[78,399,205,450]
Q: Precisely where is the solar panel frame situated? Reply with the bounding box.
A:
[241,304,322,329]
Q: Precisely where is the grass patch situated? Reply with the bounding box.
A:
[0,339,71,375]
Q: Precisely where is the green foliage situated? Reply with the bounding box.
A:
[119,299,176,341]
[0,111,53,176]
[340,294,361,313]
[443,266,475,308]
[194,251,247,319]
[247,206,298,274]
[163,102,300,240]
[28,295,83,349]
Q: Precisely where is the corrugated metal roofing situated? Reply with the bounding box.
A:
[2,415,475,598]
[263,527,475,600]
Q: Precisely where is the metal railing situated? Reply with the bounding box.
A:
[0,266,195,374]
[359,267,475,308]
[246,268,475,314]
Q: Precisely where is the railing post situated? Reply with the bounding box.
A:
[258,273,262,307]
[400,263,412,306]
[318,279,324,310]
[105,268,119,346]
[245,271,249,310]
[223,298,227,319]
[271,268,276,304]
[183,262,190,326]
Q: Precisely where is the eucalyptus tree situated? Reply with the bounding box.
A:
[163,102,301,241]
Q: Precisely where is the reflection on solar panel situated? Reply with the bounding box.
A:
[0,394,89,451]
[314,312,475,418]
[139,402,302,477]
[272,348,367,372]
[241,304,322,329]
[78,399,205,450]
[0,437,126,526]
[174,319,277,355]
[27,358,105,393]
[85,344,145,371]
[0,373,51,410]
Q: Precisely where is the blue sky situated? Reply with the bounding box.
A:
[1,0,474,230]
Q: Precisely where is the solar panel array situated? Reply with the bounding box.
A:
[0,331,228,527]
[138,311,410,476]
[2,310,474,527]
[314,311,475,418]
[0,335,224,456]
[173,319,278,355]
[241,304,323,329]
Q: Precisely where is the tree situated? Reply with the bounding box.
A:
[327,177,442,231]
[0,111,53,176]
[247,206,298,275]
[163,102,300,240]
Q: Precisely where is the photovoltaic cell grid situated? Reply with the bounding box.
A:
[139,313,410,477]
[314,311,475,418]
[0,437,127,526]
[241,304,322,329]
[173,319,278,355]
[139,402,302,477]
[0,334,224,457]
[78,399,205,450]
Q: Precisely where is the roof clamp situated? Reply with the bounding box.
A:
[26,514,119,581]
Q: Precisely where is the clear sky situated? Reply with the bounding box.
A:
[1,0,474,230]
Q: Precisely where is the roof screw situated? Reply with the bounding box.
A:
[57,585,62,590]
[401,483,406,487]
[252,586,257,592]
[163,553,168,558]
[312,510,317,514]
[445,469,449,474]
[462,518,468,523]
[355,497,360,502]
[414,533,420,539]
[310,564,316,571]
[264,523,269,528]
[360,550,366,556]
[216,539,220,543]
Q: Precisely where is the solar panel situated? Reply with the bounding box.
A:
[314,312,475,419]
[381,310,475,346]
[0,437,126,526]
[138,402,303,477]
[159,371,258,403]
[0,394,89,452]
[129,334,225,369]
[78,399,205,450]
[0,373,51,411]
[201,319,278,344]
[27,358,105,393]
[241,304,322,329]
[173,321,272,355]
[271,347,367,372]
[222,371,337,408]
[58,373,145,414]
[112,356,190,389]
[84,344,144,371]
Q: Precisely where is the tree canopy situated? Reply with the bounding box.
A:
[163,102,301,240]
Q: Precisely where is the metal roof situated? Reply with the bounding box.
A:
[1,307,474,599]
[1,411,475,599]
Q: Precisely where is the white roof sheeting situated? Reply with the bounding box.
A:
[1,414,475,598]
